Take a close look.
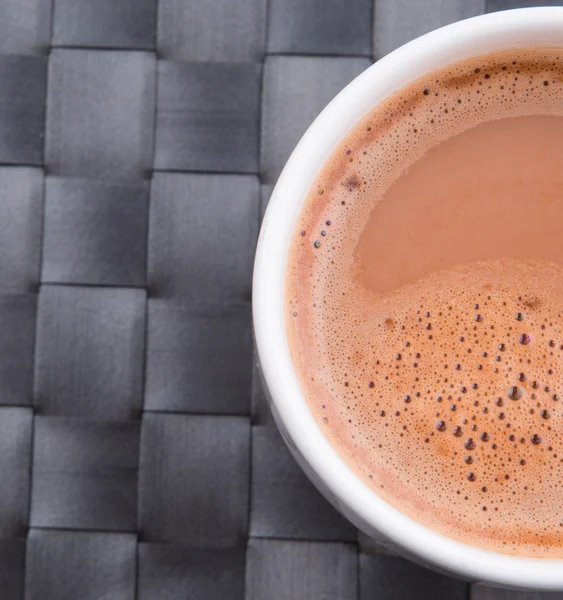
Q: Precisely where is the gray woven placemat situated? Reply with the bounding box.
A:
[0,0,560,598]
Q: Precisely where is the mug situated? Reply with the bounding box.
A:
[253,7,563,590]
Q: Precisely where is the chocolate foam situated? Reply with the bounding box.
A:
[286,49,563,556]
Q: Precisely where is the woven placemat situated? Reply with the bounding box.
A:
[0,0,559,598]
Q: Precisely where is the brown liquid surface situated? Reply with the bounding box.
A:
[286,49,563,557]
[359,115,563,294]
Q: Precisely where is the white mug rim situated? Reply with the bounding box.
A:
[253,7,563,590]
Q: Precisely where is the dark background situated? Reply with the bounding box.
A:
[0,0,562,598]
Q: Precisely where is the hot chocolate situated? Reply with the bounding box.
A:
[286,48,563,557]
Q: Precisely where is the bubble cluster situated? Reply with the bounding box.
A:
[285,49,563,558]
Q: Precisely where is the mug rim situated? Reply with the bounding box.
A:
[253,7,563,589]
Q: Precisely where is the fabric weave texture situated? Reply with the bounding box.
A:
[0,0,559,598]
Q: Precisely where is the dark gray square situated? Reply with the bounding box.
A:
[373,0,485,58]
[0,407,32,537]
[53,0,157,49]
[158,0,267,61]
[155,61,260,173]
[471,584,563,599]
[0,0,51,55]
[487,0,563,10]
[34,286,146,420]
[139,413,250,546]
[0,56,46,165]
[25,530,136,600]
[261,56,371,183]
[246,539,358,600]
[0,540,25,599]
[0,167,43,293]
[42,177,149,287]
[138,544,245,600]
[0,294,36,406]
[146,301,252,415]
[268,0,372,55]
[250,425,357,541]
[45,49,156,179]
[360,554,469,600]
[148,173,259,302]
[30,417,140,531]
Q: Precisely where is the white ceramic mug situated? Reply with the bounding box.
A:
[253,7,563,590]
